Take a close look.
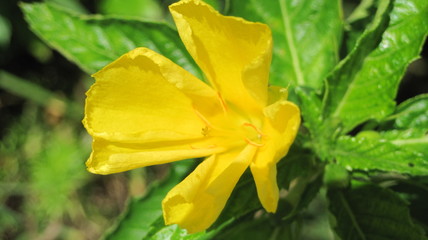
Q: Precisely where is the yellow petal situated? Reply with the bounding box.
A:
[251,100,301,212]
[84,47,221,143]
[162,145,257,233]
[86,137,226,174]
[169,0,272,113]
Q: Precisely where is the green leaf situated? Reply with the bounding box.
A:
[145,220,225,240]
[334,132,428,175]
[228,0,343,88]
[323,0,428,133]
[295,87,330,158]
[346,0,376,24]
[393,94,428,129]
[323,163,350,189]
[328,184,427,240]
[322,0,392,131]
[21,3,201,77]
[45,0,88,14]
[99,0,163,20]
[295,87,323,135]
[105,161,193,240]
[213,144,321,228]
[344,0,378,54]
[381,129,428,157]
[212,215,279,240]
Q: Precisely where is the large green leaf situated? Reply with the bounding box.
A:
[322,0,392,131]
[323,0,428,133]
[381,129,428,157]
[21,3,200,77]
[334,131,428,175]
[105,161,193,240]
[328,184,427,240]
[228,0,343,88]
[99,0,163,20]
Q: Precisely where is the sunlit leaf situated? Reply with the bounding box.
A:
[334,132,428,175]
[323,0,428,133]
[21,3,201,77]
[394,94,428,129]
[99,0,163,20]
[228,0,343,88]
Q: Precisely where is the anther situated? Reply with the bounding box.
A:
[242,122,264,136]
[217,92,228,114]
[245,138,264,147]
[193,107,213,128]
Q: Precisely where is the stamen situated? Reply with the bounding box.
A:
[217,92,228,114]
[242,122,264,137]
[245,138,264,147]
[193,107,214,128]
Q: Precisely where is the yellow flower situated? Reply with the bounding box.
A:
[83,0,300,233]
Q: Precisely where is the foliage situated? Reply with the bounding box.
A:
[0,0,427,239]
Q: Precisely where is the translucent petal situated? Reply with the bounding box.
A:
[169,0,272,113]
[84,47,221,143]
[162,145,257,233]
[251,100,301,212]
[86,137,226,174]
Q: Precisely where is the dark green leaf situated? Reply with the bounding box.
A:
[328,184,427,240]
[105,161,193,240]
[344,0,378,54]
[346,0,376,24]
[323,0,428,133]
[228,0,343,88]
[0,14,11,47]
[21,3,201,77]
[212,215,279,240]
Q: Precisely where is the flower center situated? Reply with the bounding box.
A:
[241,122,264,147]
[193,93,266,148]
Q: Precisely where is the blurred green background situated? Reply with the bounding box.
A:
[0,0,427,239]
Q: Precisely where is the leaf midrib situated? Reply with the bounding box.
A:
[338,192,367,240]
[279,0,305,86]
